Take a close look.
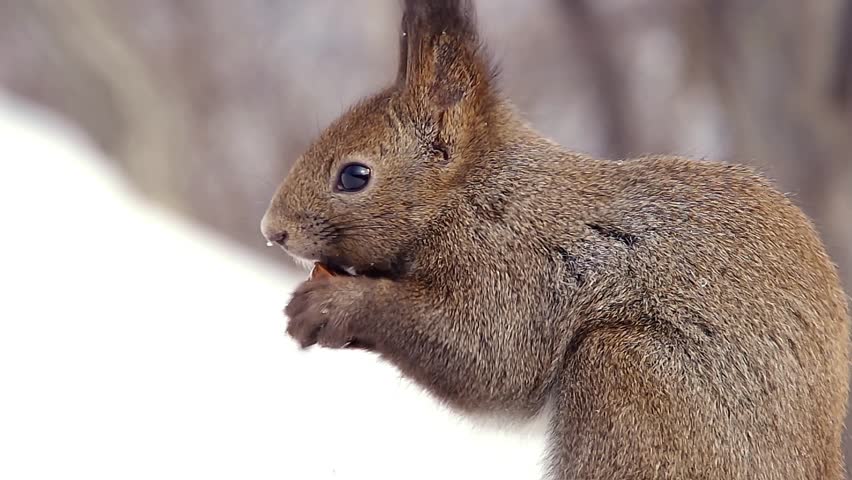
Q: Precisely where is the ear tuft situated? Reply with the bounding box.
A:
[397,0,492,110]
[402,0,477,40]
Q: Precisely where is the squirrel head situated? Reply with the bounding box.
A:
[262,0,503,275]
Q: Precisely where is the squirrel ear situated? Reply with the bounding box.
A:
[397,0,493,110]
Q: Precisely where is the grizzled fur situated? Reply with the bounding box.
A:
[261,1,850,478]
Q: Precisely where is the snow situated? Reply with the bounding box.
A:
[0,93,548,479]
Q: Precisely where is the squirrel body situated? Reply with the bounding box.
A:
[261,1,850,478]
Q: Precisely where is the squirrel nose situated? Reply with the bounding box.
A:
[267,230,288,247]
[260,212,289,247]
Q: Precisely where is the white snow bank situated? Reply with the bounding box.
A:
[0,93,548,480]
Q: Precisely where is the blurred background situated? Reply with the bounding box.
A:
[0,0,850,475]
[1,0,850,276]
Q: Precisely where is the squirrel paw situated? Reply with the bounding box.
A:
[284,276,370,350]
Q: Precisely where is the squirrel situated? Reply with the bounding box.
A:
[260,1,850,478]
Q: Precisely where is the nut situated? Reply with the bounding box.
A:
[309,262,336,280]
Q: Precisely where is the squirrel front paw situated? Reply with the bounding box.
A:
[284,276,372,349]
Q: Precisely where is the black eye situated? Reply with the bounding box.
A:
[336,163,371,192]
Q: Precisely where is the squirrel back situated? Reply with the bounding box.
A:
[261,1,850,478]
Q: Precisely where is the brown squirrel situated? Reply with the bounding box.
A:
[260,1,850,478]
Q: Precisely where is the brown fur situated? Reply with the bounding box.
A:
[261,1,850,478]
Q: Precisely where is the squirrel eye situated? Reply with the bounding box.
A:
[336,163,371,192]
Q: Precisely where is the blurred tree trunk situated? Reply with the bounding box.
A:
[29,0,189,209]
[831,0,852,109]
[558,0,633,159]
